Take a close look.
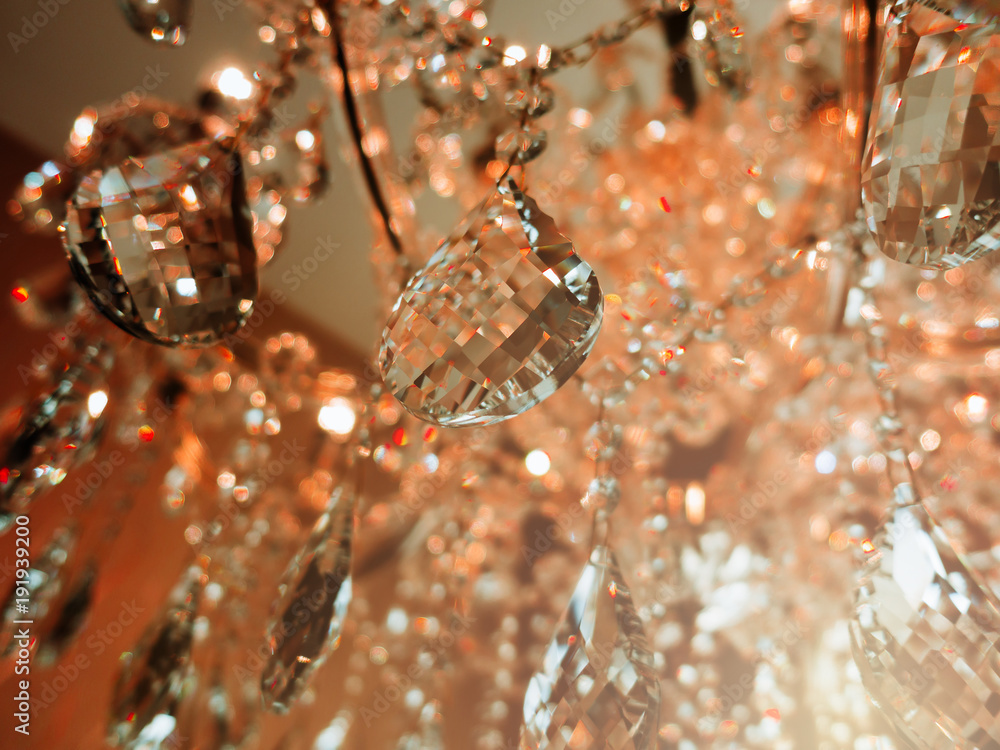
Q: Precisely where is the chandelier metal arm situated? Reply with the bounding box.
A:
[324,0,406,258]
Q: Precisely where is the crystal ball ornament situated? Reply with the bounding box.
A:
[378,176,603,427]
[62,140,258,347]
[861,0,1000,269]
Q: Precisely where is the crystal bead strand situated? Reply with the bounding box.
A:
[853,257,924,505]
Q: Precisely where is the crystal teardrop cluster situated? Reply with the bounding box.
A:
[850,501,1000,749]
[379,177,603,427]
[62,140,258,346]
[861,0,1000,268]
[520,544,659,750]
[260,489,354,712]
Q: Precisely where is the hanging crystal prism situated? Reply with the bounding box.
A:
[0,526,77,669]
[379,175,603,427]
[520,542,660,750]
[35,562,97,667]
[118,0,191,46]
[850,500,1000,749]
[62,139,257,347]
[109,567,202,747]
[260,488,354,713]
[861,1,1000,268]
[0,341,114,532]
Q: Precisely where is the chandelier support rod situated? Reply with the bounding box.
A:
[324,0,406,257]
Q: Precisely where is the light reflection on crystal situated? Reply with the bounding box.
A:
[379,177,603,426]
[35,561,97,666]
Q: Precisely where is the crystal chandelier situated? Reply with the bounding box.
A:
[4,0,1000,748]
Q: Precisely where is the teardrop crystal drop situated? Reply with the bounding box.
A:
[379,176,603,427]
[175,664,257,750]
[36,562,97,666]
[261,489,354,713]
[520,545,660,750]
[861,1,1000,268]
[850,501,1000,748]
[63,139,257,347]
[109,569,202,747]
[0,342,114,531]
[0,527,76,666]
[118,0,191,46]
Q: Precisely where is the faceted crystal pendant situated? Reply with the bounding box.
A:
[379,176,603,427]
[0,342,114,532]
[850,501,1000,749]
[0,527,76,669]
[7,160,76,235]
[109,568,202,747]
[63,140,258,347]
[119,0,191,45]
[261,489,354,713]
[520,545,660,750]
[861,1,1000,268]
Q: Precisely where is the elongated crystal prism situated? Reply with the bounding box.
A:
[63,140,257,346]
[0,527,76,669]
[850,501,1000,749]
[379,177,603,427]
[0,342,114,531]
[261,489,354,712]
[521,545,659,750]
[862,1,1000,268]
[109,569,201,747]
